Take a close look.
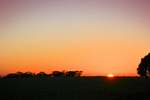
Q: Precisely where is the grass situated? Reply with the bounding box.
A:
[0,77,150,100]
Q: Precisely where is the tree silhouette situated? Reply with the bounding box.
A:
[3,70,83,78]
[52,71,65,77]
[76,71,83,77]
[47,74,52,77]
[23,72,35,78]
[66,71,79,77]
[137,53,150,78]
[4,73,17,78]
[37,72,47,77]
[15,71,24,78]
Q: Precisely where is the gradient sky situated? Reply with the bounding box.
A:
[0,0,150,76]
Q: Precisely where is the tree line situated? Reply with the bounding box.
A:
[3,70,83,78]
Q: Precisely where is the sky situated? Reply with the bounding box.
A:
[0,0,150,76]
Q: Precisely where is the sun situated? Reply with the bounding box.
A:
[107,74,114,77]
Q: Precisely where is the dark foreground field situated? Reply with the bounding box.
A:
[0,77,150,100]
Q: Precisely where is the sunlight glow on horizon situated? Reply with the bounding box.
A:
[108,74,114,77]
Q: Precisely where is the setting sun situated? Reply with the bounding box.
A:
[108,74,114,77]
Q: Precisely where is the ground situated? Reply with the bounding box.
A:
[0,77,150,100]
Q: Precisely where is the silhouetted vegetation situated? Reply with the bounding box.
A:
[137,53,150,78]
[3,70,83,78]
[52,71,65,77]
[24,71,36,78]
[66,71,83,77]
[37,72,47,77]
[4,71,35,78]
[4,73,15,78]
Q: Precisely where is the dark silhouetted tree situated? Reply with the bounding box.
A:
[47,74,52,77]
[37,72,47,77]
[137,53,150,78]
[66,71,77,77]
[23,72,35,78]
[76,71,83,77]
[15,71,24,78]
[4,71,36,78]
[4,73,16,78]
[52,71,65,77]
[3,70,83,78]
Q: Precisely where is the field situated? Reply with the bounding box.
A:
[0,77,150,100]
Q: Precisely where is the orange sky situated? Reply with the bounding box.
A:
[0,0,150,76]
